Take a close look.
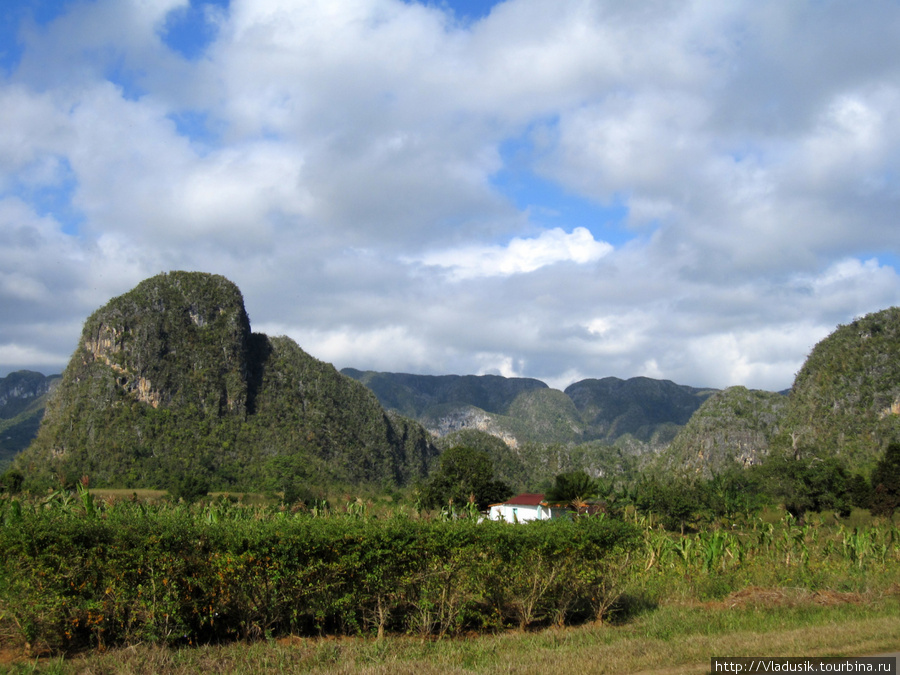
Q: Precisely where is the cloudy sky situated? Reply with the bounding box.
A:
[2,0,899,391]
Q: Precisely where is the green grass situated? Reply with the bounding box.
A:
[5,596,898,674]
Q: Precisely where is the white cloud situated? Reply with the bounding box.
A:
[267,324,433,374]
[0,343,70,371]
[415,227,611,280]
[2,0,900,394]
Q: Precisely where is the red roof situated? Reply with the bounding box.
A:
[502,493,546,506]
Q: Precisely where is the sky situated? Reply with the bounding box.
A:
[1,0,899,392]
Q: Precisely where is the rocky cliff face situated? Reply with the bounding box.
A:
[16,272,437,490]
[1,371,59,411]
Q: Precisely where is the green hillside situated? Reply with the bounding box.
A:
[779,306,900,471]
[656,386,789,477]
[345,370,718,449]
[340,370,548,418]
[14,272,437,492]
[654,307,900,478]
[9,282,899,492]
[564,376,716,442]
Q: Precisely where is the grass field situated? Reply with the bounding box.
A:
[3,593,898,674]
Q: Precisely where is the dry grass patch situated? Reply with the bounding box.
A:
[713,586,864,610]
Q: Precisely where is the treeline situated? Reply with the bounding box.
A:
[0,493,639,652]
[558,443,900,532]
[413,439,900,534]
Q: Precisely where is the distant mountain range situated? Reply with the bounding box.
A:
[341,369,717,449]
[0,370,60,469]
[5,271,899,489]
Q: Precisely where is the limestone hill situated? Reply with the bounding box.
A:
[15,272,437,491]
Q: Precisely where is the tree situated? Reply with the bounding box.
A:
[423,446,512,511]
[757,454,852,522]
[168,473,210,504]
[0,468,24,494]
[701,468,766,522]
[634,475,698,533]
[545,470,598,504]
[870,442,900,519]
[847,473,872,510]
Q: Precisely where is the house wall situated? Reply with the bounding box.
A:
[488,503,563,523]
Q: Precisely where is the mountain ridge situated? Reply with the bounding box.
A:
[6,273,898,490]
[341,369,720,449]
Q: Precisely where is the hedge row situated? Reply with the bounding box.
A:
[0,498,640,652]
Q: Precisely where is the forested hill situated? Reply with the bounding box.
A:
[0,371,60,468]
[654,386,789,477]
[780,306,900,470]
[347,304,900,478]
[9,275,899,491]
[14,272,438,492]
[653,306,900,476]
[342,369,717,447]
[340,370,548,419]
[564,377,716,443]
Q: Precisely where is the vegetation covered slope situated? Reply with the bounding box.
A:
[340,370,548,418]
[654,307,900,477]
[0,371,60,468]
[656,387,789,477]
[780,306,900,470]
[15,272,437,491]
[564,376,716,443]
[345,370,718,449]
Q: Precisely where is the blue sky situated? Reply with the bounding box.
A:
[1,0,899,392]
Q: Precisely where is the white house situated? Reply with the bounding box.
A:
[488,493,568,523]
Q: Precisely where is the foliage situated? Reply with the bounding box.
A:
[0,468,25,494]
[633,476,700,532]
[0,494,640,652]
[755,455,854,521]
[699,468,767,522]
[870,442,900,518]
[783,306,900,469]
[168,474,210,504]
[3,487,899,660]
[422,446,512,510]
[545,470,598,504]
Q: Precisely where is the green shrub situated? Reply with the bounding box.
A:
[0,498,640,652]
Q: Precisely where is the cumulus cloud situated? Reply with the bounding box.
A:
[414,226,612,279]
[1,0,900,392]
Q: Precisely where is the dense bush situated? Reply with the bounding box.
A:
[0,496,639,653]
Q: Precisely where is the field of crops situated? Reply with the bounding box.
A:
[1,488,898,663]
